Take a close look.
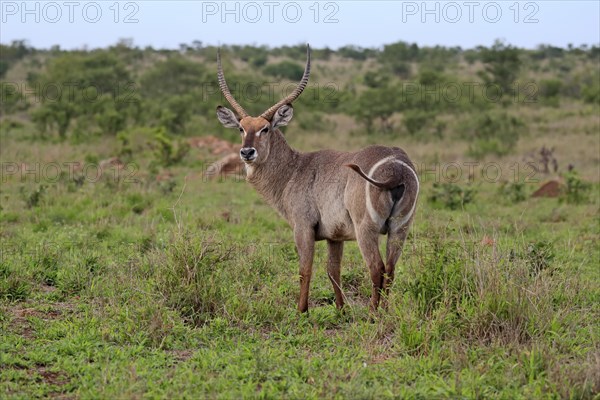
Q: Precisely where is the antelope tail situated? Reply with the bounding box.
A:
[345,164,400,190]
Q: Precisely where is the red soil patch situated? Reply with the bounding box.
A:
[188,135,241,156]
[204,153,244,180]
[187,136,244,180]
[9,300,75,339]
[531,180,562,198]
[36,368,70,387]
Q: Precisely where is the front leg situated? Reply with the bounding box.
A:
[294,227,315,313]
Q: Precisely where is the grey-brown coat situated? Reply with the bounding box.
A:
[215,45,419,312]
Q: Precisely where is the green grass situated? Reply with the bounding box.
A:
[1,119,599,399]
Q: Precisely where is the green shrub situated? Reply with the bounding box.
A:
[140,56,207,98]
[150,129,190,167]
[28,52,133,138]
[354,85,401,133]
[539,79,562,106]
[418,69,444,86]
[20,184,46,208]
[0,82,28,114]
[116,130,133,160]
[477,39,522,96]
[296,111,334,132]
[0,118,24,133]
[428,182,476,210]
[582,78,600,104]
[403,110,435,136]
[0,61,8,78]
[561,170,591,204]
[155,94,197,134]
[463,111,525,159]
[363,70,389,88]
[94,95,129,135]
[249,53,268,68]
[498,181,527,203]
[263,61,304,80]
[539,79,562,98]
[126,193,152,215]
[338,45,371,60]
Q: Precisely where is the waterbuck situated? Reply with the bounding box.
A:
[215,45,419,312]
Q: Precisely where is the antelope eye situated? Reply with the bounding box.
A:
[239,127,244,133]
[261,127,269,134]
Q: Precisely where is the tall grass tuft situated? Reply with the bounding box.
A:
[152,231,230,326]
[391,235,564,352]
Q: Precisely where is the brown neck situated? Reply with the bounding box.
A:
[246,129,299,215]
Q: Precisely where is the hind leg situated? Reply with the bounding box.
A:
[327,240,344,309]
[356,228,385,311]
[382,224,410,306]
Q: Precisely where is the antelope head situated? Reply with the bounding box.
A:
[216,45,311,164]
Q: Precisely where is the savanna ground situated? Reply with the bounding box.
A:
[0,41,599,398]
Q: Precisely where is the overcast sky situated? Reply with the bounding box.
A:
[1,1,599,50]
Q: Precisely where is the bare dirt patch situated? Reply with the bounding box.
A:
[187,136,244,180]
[8,298,76,339]
[188,135,240,156]
[532,180,562,198]
[35,367,70,387]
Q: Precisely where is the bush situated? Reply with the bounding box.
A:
[28,52,134,138]
[296,111,335,132]
[0,119,24,133]
[582,78,600,104]
[20,184,46,208]
[249,53,268,68]
[403,110,435,136]
[498,181,527,203]
[150,129,190,167]
[157,94,196,134]
[337,45,378,60]
[418,69,444,86]
[0,82,28,114]
[263,61,304,80]
[561,170,591,204]
[140,56,207,97]
[477,39,522,96]
[428,182,476,210]
[463,111,525,159]
[354,85,401,133]
[539,79,562,98]
[363,70,389,88]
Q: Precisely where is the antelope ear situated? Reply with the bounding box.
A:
[271,104,294,129]
[216,106,240,128]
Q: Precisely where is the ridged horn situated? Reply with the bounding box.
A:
[260,44,311,121]
[217,48,248,119]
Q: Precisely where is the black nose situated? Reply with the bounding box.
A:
[240,147,256,160]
